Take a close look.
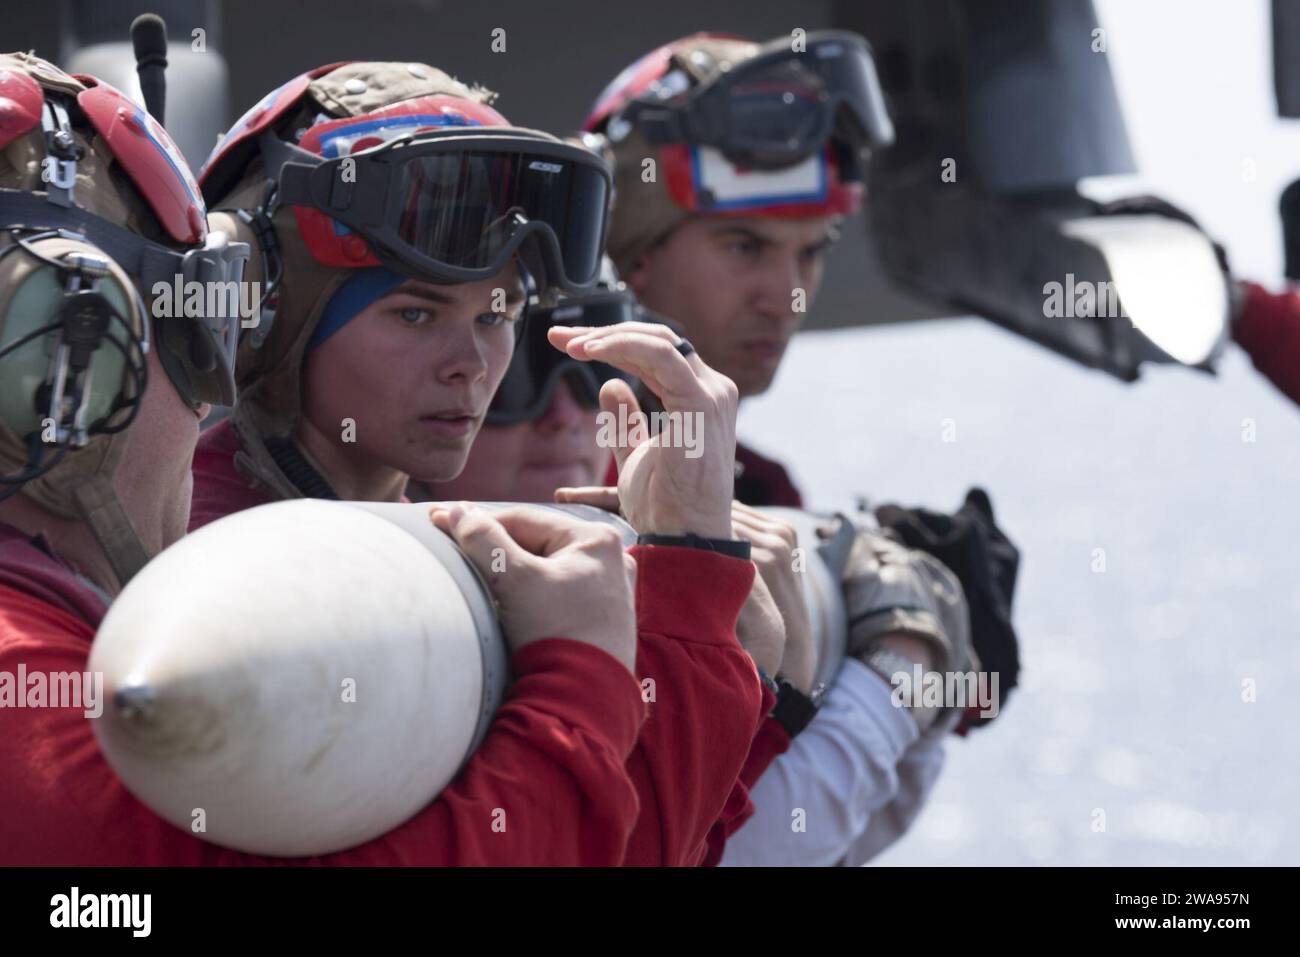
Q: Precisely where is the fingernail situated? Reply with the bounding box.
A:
[584,340,606,353]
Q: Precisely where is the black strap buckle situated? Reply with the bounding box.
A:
[770,678,826,738]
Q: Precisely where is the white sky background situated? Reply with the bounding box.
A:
[1088,0,1300,283]
[742,1,1300,865]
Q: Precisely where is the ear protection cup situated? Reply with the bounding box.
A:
[0,234,144,445]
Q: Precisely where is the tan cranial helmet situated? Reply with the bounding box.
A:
[199,62,505,449]
[0,52,220,588]
[594,36,759,275]
[584,33,873,276]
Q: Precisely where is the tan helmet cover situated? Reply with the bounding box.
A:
[604,37,760,275]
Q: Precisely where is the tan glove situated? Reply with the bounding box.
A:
[840,516,978,729]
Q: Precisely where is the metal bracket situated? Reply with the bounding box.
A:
[40,98,81,208]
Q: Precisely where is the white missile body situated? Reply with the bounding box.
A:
[89,499,848,857]
[89,498,507,857]
[761,507,852,692]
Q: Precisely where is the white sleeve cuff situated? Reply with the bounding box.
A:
[720,658,920,866]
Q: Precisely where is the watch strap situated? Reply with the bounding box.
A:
[770,679,824,738]
[636,532,752,560]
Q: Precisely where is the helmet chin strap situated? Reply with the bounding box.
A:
[70,474,151,591]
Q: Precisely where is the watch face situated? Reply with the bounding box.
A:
[867,650,916,685]
[867,652,942,732]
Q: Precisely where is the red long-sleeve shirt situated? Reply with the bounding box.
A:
[188,420,766,865]
[701,714,791,866]
[1235,281,1300,408]
[601,438,797,862]
[0,524,647,865]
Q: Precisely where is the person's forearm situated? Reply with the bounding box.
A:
[699,702,787,866]
[1234,281,1300,407]
[619,543,763,866]
[841,709,955,866]
[329,638,647,866]
[719,658,919,867]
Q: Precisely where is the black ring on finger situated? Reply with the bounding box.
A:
[675,337,696,358]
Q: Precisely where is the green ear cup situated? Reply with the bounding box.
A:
[0,260,133,440]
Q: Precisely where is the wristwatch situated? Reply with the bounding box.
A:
[770,678,826,738]
[863,648,939,732]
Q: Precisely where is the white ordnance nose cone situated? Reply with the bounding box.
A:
[89,498,504,857]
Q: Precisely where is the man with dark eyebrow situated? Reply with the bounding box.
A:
[611,215,841,508]
[584,39,861,508]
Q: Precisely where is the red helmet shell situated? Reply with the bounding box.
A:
[198,63,346,203]
[0,66,44,150]
[590,34,862,221]
[660,143,863,219]
[75,77,208,244]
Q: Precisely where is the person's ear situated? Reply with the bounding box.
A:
[625,250,653,296]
